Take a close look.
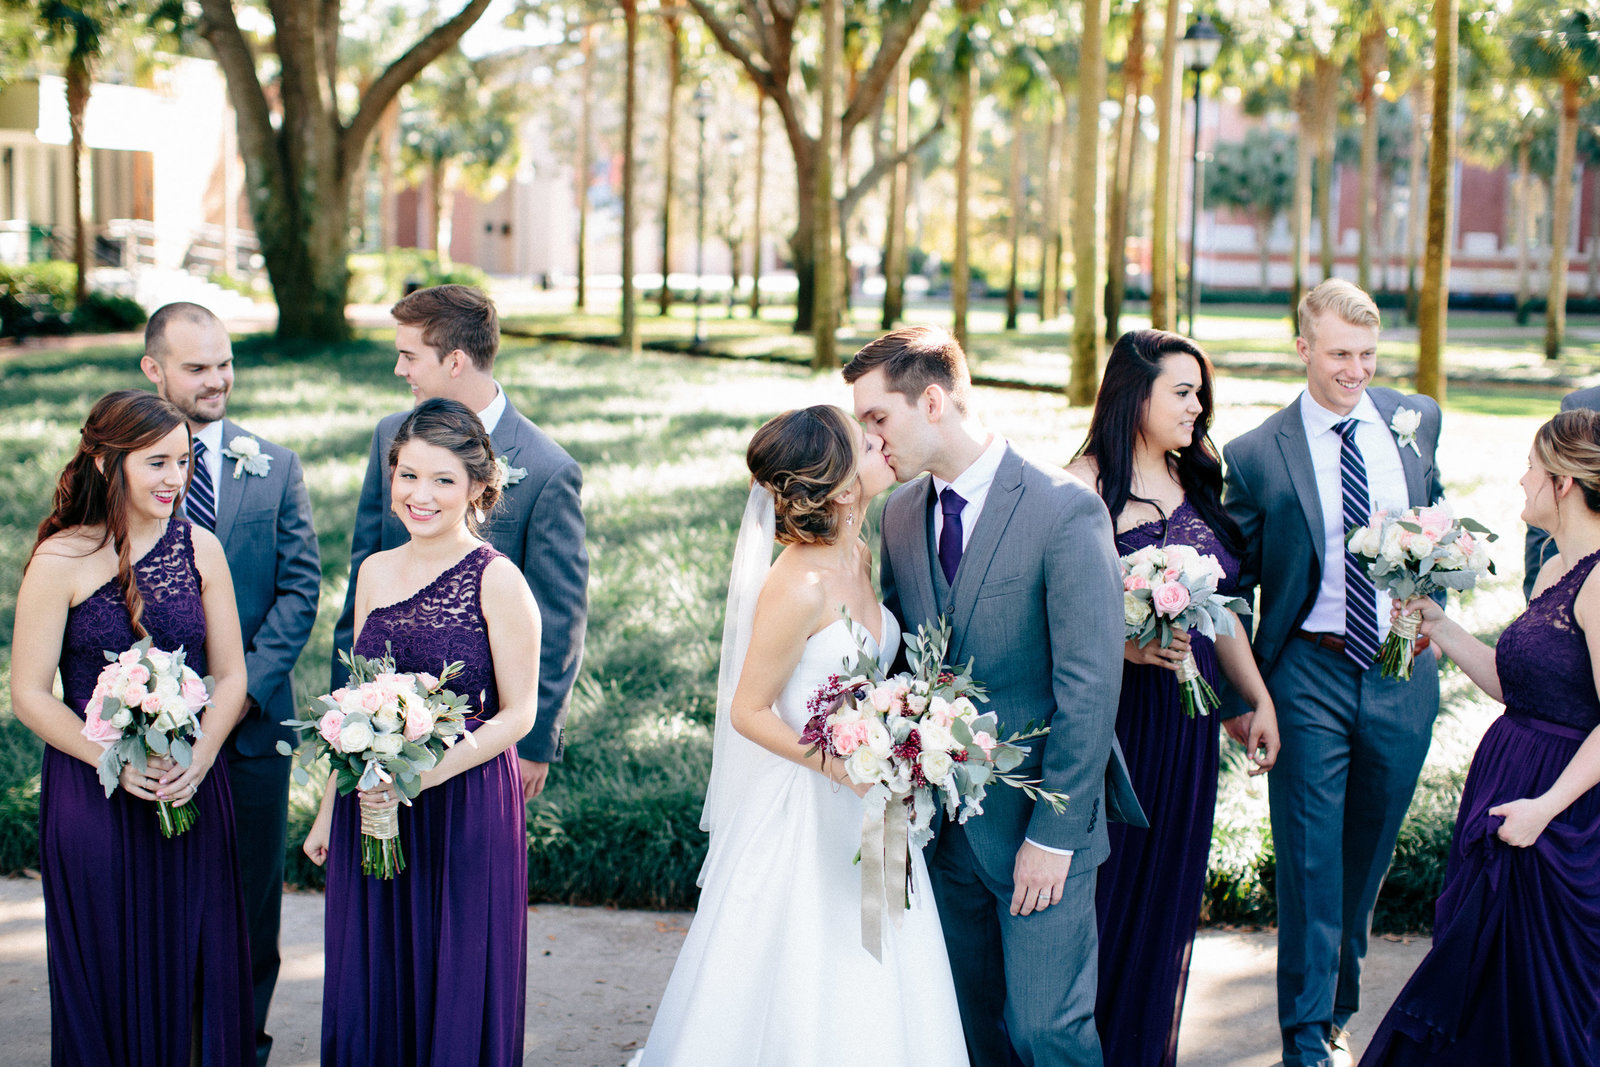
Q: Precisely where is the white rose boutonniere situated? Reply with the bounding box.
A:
[1390,407,1422,457]
[222,436,272,478]
[495,455,527,487]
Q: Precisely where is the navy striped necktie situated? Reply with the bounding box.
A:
[186,437,217,532]
[1335,419,1380,668]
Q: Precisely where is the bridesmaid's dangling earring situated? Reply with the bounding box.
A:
[474,506,486,525]
[846,509,855,529]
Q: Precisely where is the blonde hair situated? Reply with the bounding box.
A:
[1534,410,1600,514]
[746,406,861,545]
[1298,279,1380,344]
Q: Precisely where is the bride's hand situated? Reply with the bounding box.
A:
[1124,631,1190,671]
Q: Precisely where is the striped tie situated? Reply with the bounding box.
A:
[186,437,216,532]
[1335,419,1380,668]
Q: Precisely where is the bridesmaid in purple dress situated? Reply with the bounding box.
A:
[304,398,540,1066]
[10,389,254,1065]
[1362,411,1600,1065]
[1067,331,1280,1067]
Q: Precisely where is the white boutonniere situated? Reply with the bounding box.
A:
[1389,407,1423,457]
[495,455,527,487]
[222,436,272,478]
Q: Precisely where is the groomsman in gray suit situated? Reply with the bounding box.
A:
[1525,384,1600,598]
[1221,280,1445,1067]
[847,326,1129,1067]
[141,303,321,1067]
[333,284,587,799]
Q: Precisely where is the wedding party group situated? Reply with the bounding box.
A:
[8,276,1599,1067]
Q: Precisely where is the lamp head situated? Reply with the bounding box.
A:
[1181,13,1223,73]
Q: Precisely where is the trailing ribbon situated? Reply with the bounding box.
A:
[859,788,913,961]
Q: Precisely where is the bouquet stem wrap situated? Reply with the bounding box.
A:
[1174,649,1218,718]
[1382,609,1423,681]
[156,798,196,838]
[859,789,911,962]
[360,804,405,879]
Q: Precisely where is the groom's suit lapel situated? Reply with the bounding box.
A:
[899,477,940,628]
[947,448,1025,664]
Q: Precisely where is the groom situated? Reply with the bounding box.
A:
[846,326,1126,1067]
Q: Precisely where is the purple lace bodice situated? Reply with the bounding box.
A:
[353,544,501,728]
[59,521,207,712]
[1497,548,1600,731]
[1115,498,1242,598]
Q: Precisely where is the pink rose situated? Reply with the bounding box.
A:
[1124,574,1149,591]
[360,686,384,713]
[81,704,119,744]
[317,708,345,744]
[416,673,440,693]
[121,684,145,708]
[118,649,141,667]
[869,684,895,713]
[140,692,164,715]
[124,664,150,686]
[181,678,209,711]
[403,703,433,742]
[1151,582,1191,617]
[1415,506,1451,538]
[1458,532,1475,556]
[971,730,997,758]
[831,721,870,756]
[1163,567,1183,583]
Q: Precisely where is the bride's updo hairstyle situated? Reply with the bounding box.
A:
[747,405,860,546]
[388,397,503,535]
[30,389,188,637]
[1534,409,1600,514]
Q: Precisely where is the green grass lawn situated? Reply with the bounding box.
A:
[0,327,1550,926]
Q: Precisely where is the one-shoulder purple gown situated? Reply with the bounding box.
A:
[1095,500,1239,1067]
[1361,549,1600,1065]
[47,519,254,1065]
[321,544,528,1066]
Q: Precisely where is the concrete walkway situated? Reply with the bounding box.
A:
[0,874,1430,1067]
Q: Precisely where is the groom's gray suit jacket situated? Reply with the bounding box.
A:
[880,445,1130,875]
[332,397,589,763]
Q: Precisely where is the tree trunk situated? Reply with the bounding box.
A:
[1315,57,1338,280]
[810,0,841,369]
[1290,78,1315,329]
[952,15,979,349]
[1546,79,1578,361]
[1105,0,1145,343]
[1069,0,1107,406]
[377,102,398,252]
[1004,106,1024,332]
[1515,136,1532,323]
[66,53,91,307]
[750,90,766,318]
[621,0,640,354]
[1356,25,1385,293]
[658,16,683,316]
[1416,0,1455,401]
[1150,0,1182,330]
[1259,211,1272,290]
[576,24,594,310]
[882,57,909,329]
[1404,79,1428,324]
[1588,164,1599,300]
[1038,110,1062,322]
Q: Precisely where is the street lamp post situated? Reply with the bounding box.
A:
[725,129,743,315]
[692,82,712,348]
[1181,14,1223,339]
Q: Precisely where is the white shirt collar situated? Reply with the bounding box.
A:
[932,434,1008,499]
[1299,389,1380,437]
[193,419,224,452]
[477,383,508,435]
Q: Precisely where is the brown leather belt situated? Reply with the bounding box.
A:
[1294,630,1346,654]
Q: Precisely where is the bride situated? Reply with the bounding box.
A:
[639,405,968,1066]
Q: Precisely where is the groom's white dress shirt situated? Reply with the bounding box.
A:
[934,433,1072,860]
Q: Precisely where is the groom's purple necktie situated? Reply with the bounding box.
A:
[938,487,967,585]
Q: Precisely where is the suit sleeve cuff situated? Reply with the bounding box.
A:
[1024,838,1073,857]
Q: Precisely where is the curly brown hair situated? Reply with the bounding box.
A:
[388,398,503,535]
[746,406,861,546]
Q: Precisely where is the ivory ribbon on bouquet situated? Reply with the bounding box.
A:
[860,789,912,962]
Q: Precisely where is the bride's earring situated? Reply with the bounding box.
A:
[846,509,855,528]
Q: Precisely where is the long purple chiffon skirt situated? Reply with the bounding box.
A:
[1361,713,1600,1065]
[321,748,528,1066]
[40,743,255,1066]
[1095,638,1222,1067]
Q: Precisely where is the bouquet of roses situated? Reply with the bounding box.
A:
[1121,543,1249,717]
[81,637,213,837]
[278,646,473,878]
[1346,505,1496,680]
[799,616,1065,959]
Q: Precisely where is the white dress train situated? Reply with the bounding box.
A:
[639,606,969,1066]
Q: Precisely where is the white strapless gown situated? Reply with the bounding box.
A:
[638,606,969,1066]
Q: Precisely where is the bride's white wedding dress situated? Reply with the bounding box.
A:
[639,605,969,1067]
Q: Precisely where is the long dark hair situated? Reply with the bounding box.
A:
[388,397,502,536]
[31,389,189,637]
[747,405,861,546]
[1073,329,1243,555]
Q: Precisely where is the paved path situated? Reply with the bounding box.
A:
[0,875,1429,1066]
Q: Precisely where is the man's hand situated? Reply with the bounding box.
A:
[518,758,550,801]
[1223,712,1254,748]
[1010,840,1071,916]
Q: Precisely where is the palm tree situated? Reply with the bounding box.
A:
[950,0,985,349]
[1149,0,1181,330]
[812,0,842,370]
[657,11,684,318]
[1353,6,1389,293]
[1416,0,1455,400]
[620,0,640,355]
[1104,0,1147,342]
[1069,0,1108,406]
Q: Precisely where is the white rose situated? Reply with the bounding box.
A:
[1406,533,1437,561]
[228,435,261,458]
[152,710,176,733]
[864,720,893,759]
[1124,592,1152,628]
[948,696,978,721]
[920,748,955,785]
[1437,542,1467,570]
[153,675,181,701]
[1391,408,1422,435]
[370,732,404,757]
[1353,524,1383,557]
[1470,544,1493,573]
[145,650,173,673]
[1379,526,1407,565]
[374,704,401,732]
[918,722,956,755]
[339,690,366,716]
[109,707,133,729]
[338,719,374,754]
[845,747,885,784]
